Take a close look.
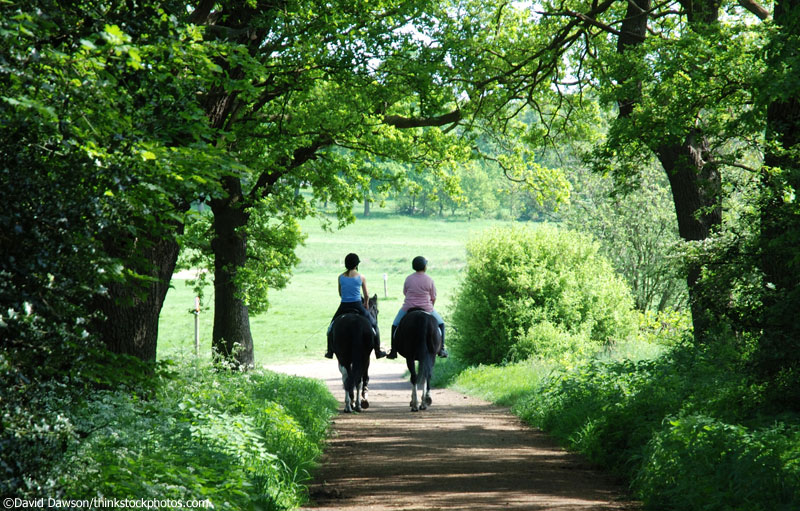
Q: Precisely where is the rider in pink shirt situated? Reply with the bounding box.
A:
[387,256,448,359]
[402,271,437,311]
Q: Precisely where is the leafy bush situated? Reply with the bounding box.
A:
[510,340,800,510]
[450,224,636,365]
[635,307,693,347]
[636,415,800,511]
[4,362,337,510]
[510,320,598,364]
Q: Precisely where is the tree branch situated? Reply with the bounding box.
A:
[737,0,771,20]
[249,135,333,202]
[543,9,632,40]
[382,109,462,129]
[476,0,617,91]
[189,0,217,24]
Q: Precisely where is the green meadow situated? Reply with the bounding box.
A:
[157,210,513,365]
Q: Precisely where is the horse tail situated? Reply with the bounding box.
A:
[419,317,438,382]
[350,318,371,384]
[419,347,434,383]
[425,315,441,355]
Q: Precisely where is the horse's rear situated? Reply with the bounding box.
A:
[395,310,442,411]
[331,313,373,413]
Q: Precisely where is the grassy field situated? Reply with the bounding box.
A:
[158,209,512,365]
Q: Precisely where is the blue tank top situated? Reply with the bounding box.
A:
[339,274,362,303]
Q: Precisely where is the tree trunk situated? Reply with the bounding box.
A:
[93,228,182,362]
[364,196,371,216]
[656,137,722,338]
[615,0,651,117]
[757,0,800,377]
[210,177,255,369]
[760,0,800,295]
[614,0,723,341]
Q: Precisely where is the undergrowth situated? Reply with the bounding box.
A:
[5,360,337,510]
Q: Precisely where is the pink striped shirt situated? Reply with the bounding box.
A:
[401,272,436,311]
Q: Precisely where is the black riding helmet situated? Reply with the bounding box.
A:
[345,253,360,270]
[412,256,427,271]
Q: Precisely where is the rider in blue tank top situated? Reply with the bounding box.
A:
[324,253,387,359]
[338,274,363,303]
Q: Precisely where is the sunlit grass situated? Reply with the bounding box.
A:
[446,358,558,406]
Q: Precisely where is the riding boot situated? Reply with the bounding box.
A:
[324,329,333,359]
[373,328,387,359]
[386,325,398,359]
[437,324,448,358]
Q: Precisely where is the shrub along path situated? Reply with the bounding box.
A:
[269,361,638,511]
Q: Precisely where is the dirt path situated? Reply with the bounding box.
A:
[269,361,638,511]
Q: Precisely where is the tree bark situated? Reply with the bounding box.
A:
[613,0,724,341]
[93,227,182,362]
[757,0,800,377]
[655,136,722,337]
[210,177,255,369]
[615,0,651,117]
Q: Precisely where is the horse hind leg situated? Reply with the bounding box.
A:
[408,359,420,412]
[360,373,370,410]
[418,375,429,410]
[420,355,434,409]
[354,377,363,412]
[353,364,364,412]
[339,364,354,413]
[424,375,433,406]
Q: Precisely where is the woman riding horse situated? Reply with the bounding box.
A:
[325,253,387,359]
[387,256,448,359]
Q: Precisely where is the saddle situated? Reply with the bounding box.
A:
[336,303,363,316]
[332,305,376,335]
[406,307,431,315]
[397,308,436,333]
[401,307,433,322]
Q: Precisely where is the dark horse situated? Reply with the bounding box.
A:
[330,294,378,413]
[394,309,442,412]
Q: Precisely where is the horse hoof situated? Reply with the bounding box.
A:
[355,406,362,413]
[425,396,432,405]
[411,406,419,412]
[361,399,369,409]
[420,404,427,410]
[343,407,352,414]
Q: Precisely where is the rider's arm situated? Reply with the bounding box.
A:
[361,276,369,307]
